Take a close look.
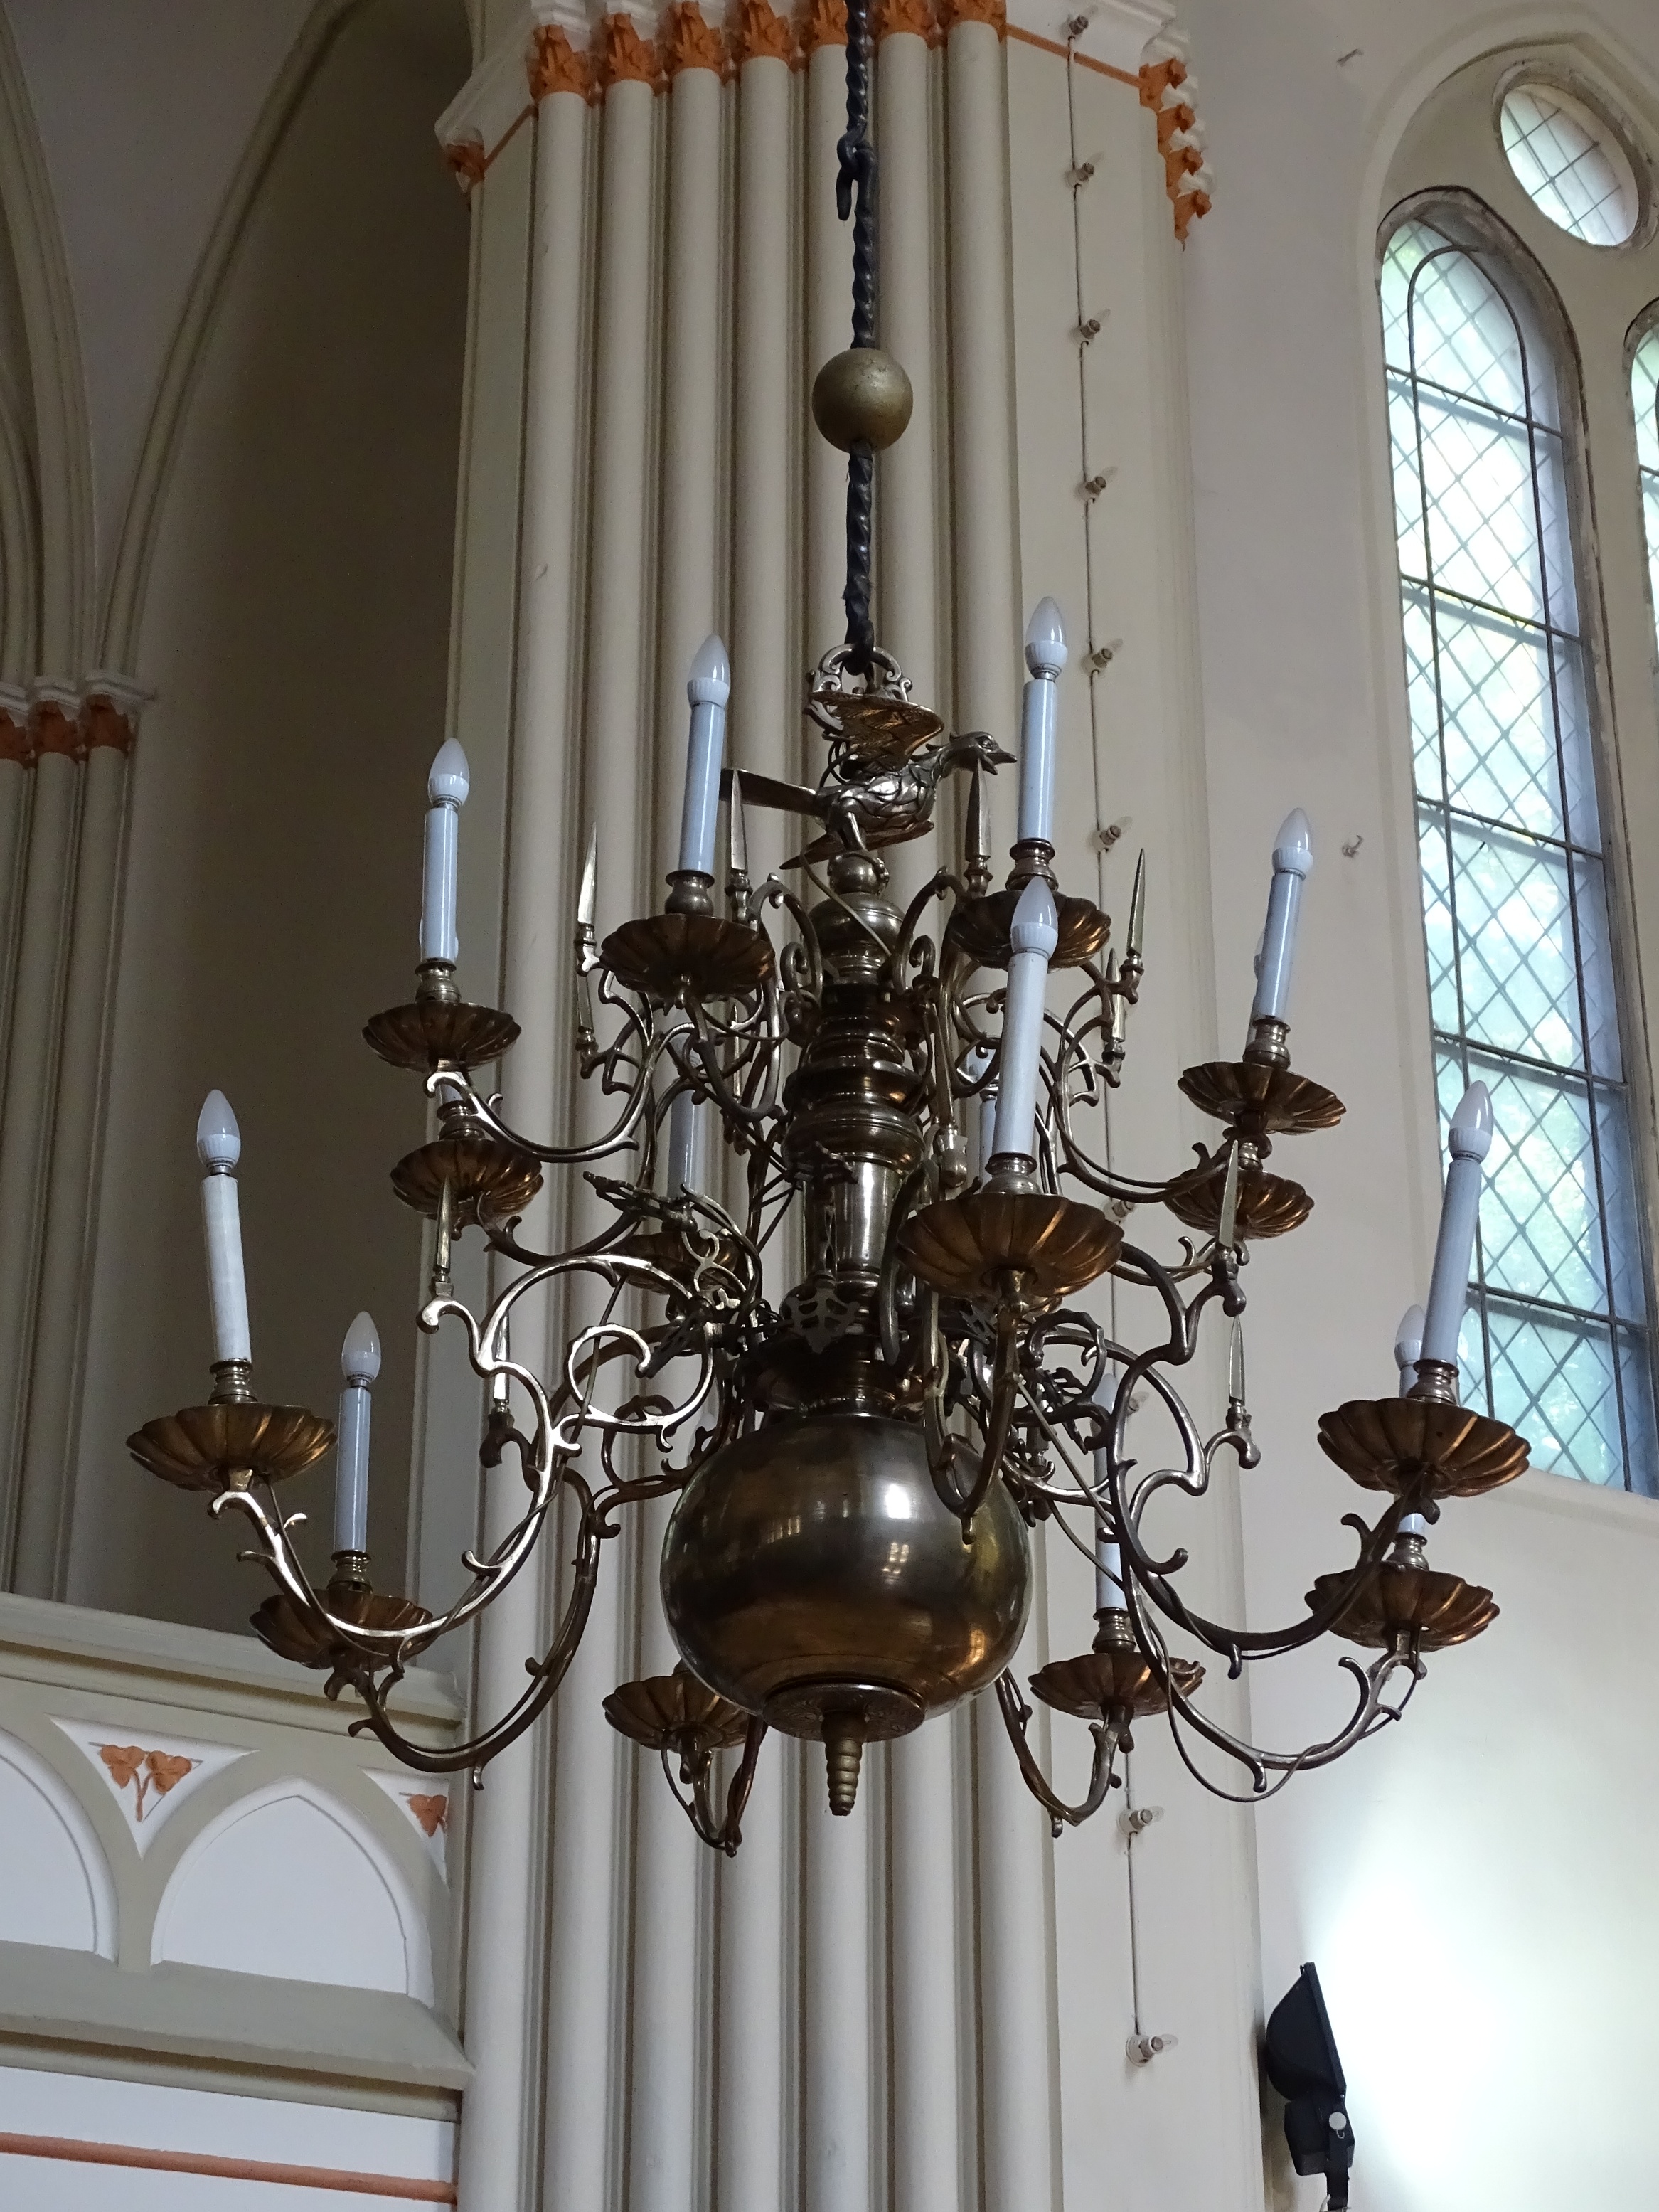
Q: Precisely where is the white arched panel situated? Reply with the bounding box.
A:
[0,1728,116,1956]
[151,1777,432,2001]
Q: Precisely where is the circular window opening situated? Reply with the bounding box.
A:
[1500,82,1640,245]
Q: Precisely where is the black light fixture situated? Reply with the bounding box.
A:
[1264,1962,1354,2209]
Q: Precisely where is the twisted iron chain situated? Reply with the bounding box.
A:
[837,0,877,674]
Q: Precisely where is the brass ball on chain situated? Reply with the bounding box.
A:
[811,346,914,452]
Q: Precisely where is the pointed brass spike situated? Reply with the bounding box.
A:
[1103,949,1126,1048]
[1228,1316,1246,1407]
[577,825,598,934]
[1126,849,1146,963]
[964,764,991,895]
[727,769,749,879]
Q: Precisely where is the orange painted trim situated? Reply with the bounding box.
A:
[0,711,32,767]
[0,2132,457,2203]
[1003,24,1137,84]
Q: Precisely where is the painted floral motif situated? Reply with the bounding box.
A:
[97,1743,198,1822]
[405,1793,449,1839]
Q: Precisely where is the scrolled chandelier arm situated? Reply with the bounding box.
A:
[126,17,1527,1835]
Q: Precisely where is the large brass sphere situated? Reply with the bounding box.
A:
[811,347,914,452]
[661,1413,1030,1735]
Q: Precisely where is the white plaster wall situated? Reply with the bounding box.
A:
[66,0,474,1634]
[1175,2,1659,2206]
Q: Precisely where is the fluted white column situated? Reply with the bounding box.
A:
[629,23,726,2211]
[0,696,81,1583]
[718,18,796,2209]
[14,696,138,1594]
[877,47,964,2181]
[944,18,1057,2210]
[457,51,591,2212]
[0,691,30,1107]
[541,37,661,2211]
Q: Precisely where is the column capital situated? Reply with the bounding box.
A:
[0,684,31,766]
[727,0,794,67]
[530,21,594,99]
[874,0,939,44]
[937,0,1005,37]
[799,0,847,57]
[594,13,662,89]
[661,1,725,76]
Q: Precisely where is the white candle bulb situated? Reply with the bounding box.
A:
[334,1312,380,1556]
[678,634,730,878]
[1419,1083,1494,1374]
[1394,1302,1426,1397]
[1249,809,1313,1026]
[420,740,470,965]
[196,1090,250,1366]
[990,876,1059,1169]
[1017,597,1067,847]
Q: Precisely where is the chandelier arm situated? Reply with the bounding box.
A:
[1132,1583,1424,1800]
[992,1673,1124,1834]
[876,1160,936,1370]
[670,1016,785,1133]
[424,1032,659,1166]
[890,869,956,982]
[342,1469,606,1777]
[666,1716,769,1856]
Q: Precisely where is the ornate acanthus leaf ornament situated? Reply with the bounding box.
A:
[127,1,1522,1836]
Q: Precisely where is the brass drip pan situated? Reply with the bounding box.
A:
[1029,1648,1205,1721]
[1318,1395,1530,1501]
[899,1191,1122,1307]
[1178,1060,1345,1137]
[127,1403,334,1492]
[761,1676,926,1743]
[604,1666,752,1755]
[946,888,1109,972]
[252,1583,434,1669]
[390,1133,543,1227]
[1305,1563,1498,1652]
[1165,1160,1312,1240]
[363,999,520,1073]
[602,914,773,1002]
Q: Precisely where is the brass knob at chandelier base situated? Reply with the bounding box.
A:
[811,346,914,452]
[824,1711,865,1816]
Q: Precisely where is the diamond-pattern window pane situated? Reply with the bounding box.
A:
[1500,87,1638,249]
[1390,216,1655,1491]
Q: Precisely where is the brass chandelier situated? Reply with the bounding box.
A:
[129,6,1529,1844]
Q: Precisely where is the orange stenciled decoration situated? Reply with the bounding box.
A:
[98,1743,198,1822]
[82,694,135,755]
[0,708,31,767]
[33,701,81,761]
[799,0,848,55]
[530,23,593,100]
[405,1793,450,1839]
[661,1,725,76]
[1140,53,1210,242]
[442,137,488,191]
[937,0,1004,35]
[875,0,937,42]
[596,13,661,90]
[728,0,794,66]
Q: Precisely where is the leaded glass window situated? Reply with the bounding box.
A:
[1634,320,1659,656]
[1382,213,1656,1487]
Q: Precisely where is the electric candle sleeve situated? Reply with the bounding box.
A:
[1016,597,1067,847]
[1249,809,1313,1027]
[1419,1084,1495,1373]
[678,635,731,878]
[196,1091,250,1366]
[990,876,1060,1169]
[1092,1451,1124,1611]
[420,740,471,965]
[334,1312,381,1557]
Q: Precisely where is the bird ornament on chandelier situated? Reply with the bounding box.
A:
[129,0,1527,1848]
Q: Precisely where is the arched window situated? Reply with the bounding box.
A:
[1634,313,1659,652]
[1382,207,1655,1486]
